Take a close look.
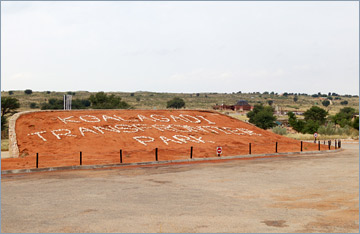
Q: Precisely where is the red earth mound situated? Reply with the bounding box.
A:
[2,110,331,170]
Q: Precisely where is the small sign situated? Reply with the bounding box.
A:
[314,132,318,138]
[216,146,222,155]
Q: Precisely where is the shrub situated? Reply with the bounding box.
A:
[304,106,328,125]
[247,104,276,129]
[318,122,337,135]
[271,126,287,135]
[332,107,356,127]
[24,89,33,95]
[322,100,330,107]
[167,97,185,109]
[340,101,348,105]
[29,103,38,109]
[353,116,359,130]
[8,91,14,95]
[89,92,130,109]
[1,97,20,117]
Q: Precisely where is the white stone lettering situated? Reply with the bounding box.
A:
[102,115,122,122]
[179,114,201,123]
[58,116,80,124]
[133,136,155,146]
[51,129,76,139]
[196,115,216,124]
[27,131,48,141]
[170,115,189,123]
[159,136,183,145]
[114,124,139,133]
[150,114,170,122]
[93,126,121,134]
[79,127,99,136]
[138,115,156,122]
[79,115,101,123]
[188,135,206,143]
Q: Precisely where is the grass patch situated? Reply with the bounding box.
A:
[285,133,358,140]
[1,139,9,151]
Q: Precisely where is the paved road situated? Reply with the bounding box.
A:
[1,143,358,233]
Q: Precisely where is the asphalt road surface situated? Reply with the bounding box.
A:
[1,143,358,233]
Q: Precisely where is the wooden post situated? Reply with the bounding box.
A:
[328,140,331,150]
[301,141,303,152]
[36,153,39,168]
[249,143,251,155]
[120,149,123,163]
[155,148,158,161]
[318,141,320,151]
[80,151,82,165]
[190,146,193,159]
[275,142,278,153]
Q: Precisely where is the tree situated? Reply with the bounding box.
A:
[283,92,288,97]
[332,107,356,127]
[1,97,20,117]
[89,92,130,109]
[1,116,7,131]
[167,97,185,109]
[287,112,306,133]
[293,95,298,102]
[24,89,33,95]
[29,102,38,109]
[267,100,273,106]
[247,104,276,129]
[352,116,359,130]
[41,98,91,110]
[1,97,20,133]
[41,99,63,110]
[322,100,330,107]
[304,106,328,125]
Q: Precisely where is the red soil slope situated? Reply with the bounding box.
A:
[2,110,330,170]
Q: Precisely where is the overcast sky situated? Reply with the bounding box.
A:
[1,1,359,95]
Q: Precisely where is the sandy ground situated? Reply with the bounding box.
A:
[1,143,358,233]
[3,109,333,170]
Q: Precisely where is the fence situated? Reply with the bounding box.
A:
[29,140,341,169]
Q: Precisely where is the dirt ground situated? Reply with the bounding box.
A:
[1,143,358,233]
[3,109,333,170]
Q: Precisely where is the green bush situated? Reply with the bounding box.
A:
[29,102,38,109]
[24,89,33,95]
[322,100,330,107]
[89,92,130,109]
[318,122,337,135]
[271,126,287,135]
[247,104,276,129]
[167,97,185,109]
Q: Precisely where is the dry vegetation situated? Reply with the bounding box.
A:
[1,90,358,115]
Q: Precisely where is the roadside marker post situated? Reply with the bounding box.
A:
[216,146,222,157]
